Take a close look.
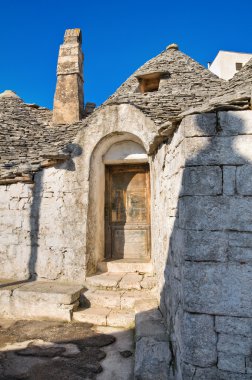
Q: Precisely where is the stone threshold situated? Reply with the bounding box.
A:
[97,258,153,273]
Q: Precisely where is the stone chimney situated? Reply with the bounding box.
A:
[53,28,84,124]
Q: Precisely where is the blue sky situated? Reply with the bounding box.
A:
[0,0,251,109]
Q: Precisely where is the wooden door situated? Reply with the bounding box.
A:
[105,164,151,259]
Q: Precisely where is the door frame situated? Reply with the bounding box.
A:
[104,163,151,260]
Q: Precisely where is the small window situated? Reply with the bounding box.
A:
[236,62,243,71]
[136,72,161,93]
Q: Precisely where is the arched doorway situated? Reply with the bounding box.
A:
[87,135,152,274]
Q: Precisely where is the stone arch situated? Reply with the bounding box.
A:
[86,132,150,274]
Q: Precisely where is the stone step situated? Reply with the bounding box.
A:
[81,288,157,310]
[134,306,171,379]
[97,259,153,274]
[85,272,156,291]
[0,279,84,322]
[73,307,135,328]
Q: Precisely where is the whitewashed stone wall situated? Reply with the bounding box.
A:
[152,110,252,379]
[0,183,33,279]
[0,161,86,282]
[0,103,158,282]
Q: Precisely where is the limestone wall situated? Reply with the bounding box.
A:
[152,110,252,379]
[0,161,86,282]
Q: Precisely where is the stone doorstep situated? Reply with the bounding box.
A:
[97,260,153,274]
[81,288,157,310]
[73,307,135,328]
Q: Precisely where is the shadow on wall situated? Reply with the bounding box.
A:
[28,143,83,281]
[158,111,252,378]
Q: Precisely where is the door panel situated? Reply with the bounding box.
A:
[105,164,150,259]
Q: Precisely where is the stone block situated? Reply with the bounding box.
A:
[119,273,143,290]
[134,299,159,313]
[0,234,19,245]
[140,275,156,289]
[135,308,166,341]
[181,312,217,367]
[179,196,252,232]
[121,290,154,309]
[13,281,84,304]
[218,352,245,373]
[194,367,251,380]
[216,316,252,337]
[73,307,110,326]
[183,113,217,137]
[223,166,236,195]
[236,165,252,195]
[246,356,252,374]
[184,262,252,317]
[181,362,196,379]
[228,246,252,263]
[86,272,123,289]
[229,231,252,248]
[134,337,171,380]
[81,289,122,309]
[135,318,167,341]
[218,110,252,136]
[184,230,228,262]
[218,333,252,356]
[107,309,135,328]
[185,136,252,166]
[181,166,222,195]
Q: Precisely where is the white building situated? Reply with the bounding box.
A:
[209,50,252,80]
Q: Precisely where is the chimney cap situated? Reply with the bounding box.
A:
[166,43,179,50]
[64,28,82,44]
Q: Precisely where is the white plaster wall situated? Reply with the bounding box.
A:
[209,50,252,80]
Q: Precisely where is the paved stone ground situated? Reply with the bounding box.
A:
[0,319,134,380]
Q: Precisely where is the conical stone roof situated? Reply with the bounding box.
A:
[104,45,225,125]
[221,58,252,97]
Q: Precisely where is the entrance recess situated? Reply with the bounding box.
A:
[105,164,151,260]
